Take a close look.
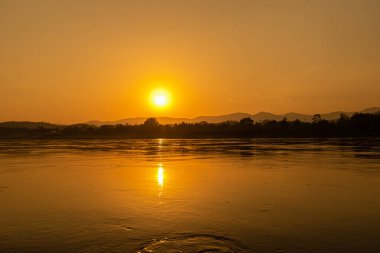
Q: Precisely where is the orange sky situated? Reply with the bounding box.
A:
[1,0,379,123]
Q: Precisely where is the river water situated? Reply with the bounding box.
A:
[0,139,379,253]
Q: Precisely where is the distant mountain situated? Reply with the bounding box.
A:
[1,107,379,128]
[284,112,312,122]
[360,107,380,114]
[85,107,380,126]
[192,113,252,123]
[0,121,61,129]
[252,112,283,121]
[86,116,190,126]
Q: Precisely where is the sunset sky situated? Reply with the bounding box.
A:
[1,0,379,123]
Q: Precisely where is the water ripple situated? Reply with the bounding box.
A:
[136,233,252,253]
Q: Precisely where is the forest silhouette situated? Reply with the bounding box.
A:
[0,113,379,139]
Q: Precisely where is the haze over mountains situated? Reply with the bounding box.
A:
[86,107,380,126]
[0,107,378,129]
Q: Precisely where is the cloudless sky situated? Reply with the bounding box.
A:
[1,0,379,123]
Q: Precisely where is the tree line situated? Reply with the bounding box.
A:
[0,113,379,139]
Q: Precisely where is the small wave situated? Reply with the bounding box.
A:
[136,233,252,253]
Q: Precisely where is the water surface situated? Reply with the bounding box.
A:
[0,139,379,253]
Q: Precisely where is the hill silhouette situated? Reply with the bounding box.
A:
[0,110,379,139]
[0,121,61,129]
[0,107,378,130]
[86,107,380,126]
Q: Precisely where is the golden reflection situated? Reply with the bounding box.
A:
[157,164,164,188]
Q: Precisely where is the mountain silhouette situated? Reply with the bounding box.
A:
[85,107,380,126]
[0,121,61,129]
[1,108,379,128]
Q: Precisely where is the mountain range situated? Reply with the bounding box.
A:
[1,107,378,128]
[86,107,380,126]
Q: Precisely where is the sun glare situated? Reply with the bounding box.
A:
[154,95,167,106]
[151,89,171,108]
[157,164,164,187]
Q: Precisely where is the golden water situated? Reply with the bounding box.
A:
[0,139,379,253]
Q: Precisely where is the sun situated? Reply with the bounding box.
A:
[154,94,167,106]
[151,89,171,108]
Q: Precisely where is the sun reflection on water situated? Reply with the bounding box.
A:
[157,164,165,198]
[157,164,164,188]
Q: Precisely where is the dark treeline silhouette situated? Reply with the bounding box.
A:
[0,113,379,139]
